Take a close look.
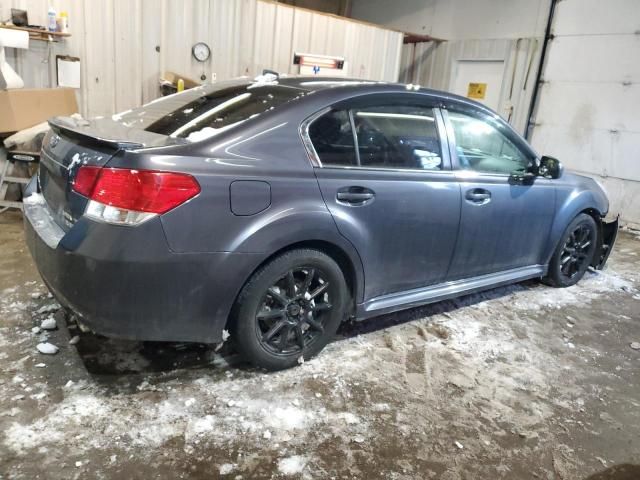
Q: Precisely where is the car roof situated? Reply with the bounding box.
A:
[183,75,492,116]
[270,76,533,158]
[274,75,490,111]
[276,75,391,91]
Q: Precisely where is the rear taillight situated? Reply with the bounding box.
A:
[73,167,200,225]
[73,166,102,197]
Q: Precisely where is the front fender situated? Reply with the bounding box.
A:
[544,177,609,264]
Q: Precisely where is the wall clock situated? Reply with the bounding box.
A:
[192,42,211,62]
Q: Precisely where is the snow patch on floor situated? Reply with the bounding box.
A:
[3,345,373,457]
[278,455,308,475]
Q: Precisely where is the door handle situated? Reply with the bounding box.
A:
[465,188,491,204]
[337,192,374,201]
[336,187,375,205]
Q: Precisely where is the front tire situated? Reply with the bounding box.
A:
[543,213,598,288]
[231,249,349,371]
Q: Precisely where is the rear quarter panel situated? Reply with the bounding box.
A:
[105,106,366,302]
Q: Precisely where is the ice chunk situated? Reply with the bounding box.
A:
[36,343,58,355]
[40,317,57,330]
[219,464,236,475]
[23,193,46,205]
[37,303,60,314]
[278,456,307,476]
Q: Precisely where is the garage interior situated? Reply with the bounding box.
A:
[1,0,639,478]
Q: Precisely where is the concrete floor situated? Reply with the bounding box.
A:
[1,209,640,480]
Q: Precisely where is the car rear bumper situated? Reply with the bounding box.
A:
[24,200,260,343]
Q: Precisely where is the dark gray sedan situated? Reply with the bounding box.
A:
[23,76,618,370]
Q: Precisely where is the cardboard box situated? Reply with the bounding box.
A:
[159,71,201,96]
[0,88,78,134]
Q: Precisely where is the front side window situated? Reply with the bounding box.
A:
[447,110,532,174]
[308,104,443,170]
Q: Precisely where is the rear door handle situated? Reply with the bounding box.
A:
[465,188,491,204]
[336,187,375,205]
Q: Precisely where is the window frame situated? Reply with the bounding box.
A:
[441,102,539,178]
[300,93,452,173]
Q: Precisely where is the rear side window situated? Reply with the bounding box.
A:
[308,110,356,167]
[353,105,442,170]
[308,105,442,170]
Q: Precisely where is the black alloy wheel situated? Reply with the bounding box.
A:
[559,224,594,280]
[231,249,348,370]
[543,213,598,288]
[256,267,332,355]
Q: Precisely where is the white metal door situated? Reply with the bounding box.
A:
[451,60,504,112]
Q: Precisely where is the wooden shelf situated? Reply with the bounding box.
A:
[403,33,446,44]
[0,24,71,42]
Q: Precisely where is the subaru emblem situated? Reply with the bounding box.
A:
[49,134,60,148]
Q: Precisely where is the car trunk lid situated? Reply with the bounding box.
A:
[40,116,183,231]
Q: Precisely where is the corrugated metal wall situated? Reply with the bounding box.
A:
[399,38,542,135]
[529,0,640,225]
[3,0,403,118]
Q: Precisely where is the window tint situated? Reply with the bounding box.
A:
[448,110,532,174]
[308,110,357,167]
[119,83,306,141]
[353,105,442,170]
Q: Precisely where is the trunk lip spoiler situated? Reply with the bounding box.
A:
[48,117,145,150]
[593,215,619,270]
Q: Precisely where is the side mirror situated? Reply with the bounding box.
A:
[538,155,564,179]
[509,170,536,185]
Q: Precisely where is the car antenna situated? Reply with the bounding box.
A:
[261,69,279,79]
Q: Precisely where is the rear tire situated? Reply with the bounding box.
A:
[543,213,597,288]
[231,249,348,371]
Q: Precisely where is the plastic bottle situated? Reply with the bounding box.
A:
[59,11,69,33]
[47,7,57,32]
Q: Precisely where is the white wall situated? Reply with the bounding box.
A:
[2,0,403,118]
[529,0,640,226]
[360,0,550,134]
[350,0,549,39]
[354,0,639,225]
[399,38,541,134]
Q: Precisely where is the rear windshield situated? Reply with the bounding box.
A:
[116,81,307,141]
